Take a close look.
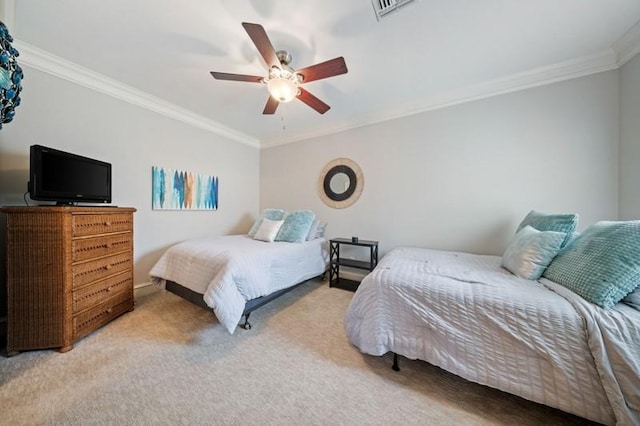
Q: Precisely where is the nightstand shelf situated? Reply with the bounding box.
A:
[329,238,378,292]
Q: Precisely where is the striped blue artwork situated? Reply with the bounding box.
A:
[152,166,218,210]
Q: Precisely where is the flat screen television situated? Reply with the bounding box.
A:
[28,144,112,205]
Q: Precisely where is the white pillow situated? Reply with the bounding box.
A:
[306,219,320,241]
[315,222,327,239]
[248,208,285,237]
[253,219,284,242]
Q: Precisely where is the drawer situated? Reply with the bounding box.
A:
[72,233,132,262]
[72,213,133,237]
[73,291,133,340]
[73,271,132,313]
[72,252,132,288]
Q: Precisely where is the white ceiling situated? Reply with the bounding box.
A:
[7,0,640,147]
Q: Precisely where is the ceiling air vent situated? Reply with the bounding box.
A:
[371,0,416,21]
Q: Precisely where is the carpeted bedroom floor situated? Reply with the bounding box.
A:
[0,279,596,425]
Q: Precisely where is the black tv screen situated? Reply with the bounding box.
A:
[29,145,112,204]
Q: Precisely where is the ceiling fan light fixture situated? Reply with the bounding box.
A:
[267,77,298,102]
[265,65,300,102]
[210,24,347,114]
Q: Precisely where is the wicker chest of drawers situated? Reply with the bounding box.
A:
[1,206,136,355]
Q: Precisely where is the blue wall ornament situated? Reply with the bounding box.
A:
[0,21,22,130]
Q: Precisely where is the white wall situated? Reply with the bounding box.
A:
[0,66,260,288]
[619,53,640,220]
[261,71,620,258]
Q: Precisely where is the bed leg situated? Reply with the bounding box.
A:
[239,312,252,330]
[392,353,400,372]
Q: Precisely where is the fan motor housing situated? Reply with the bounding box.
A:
[276,50,292,65]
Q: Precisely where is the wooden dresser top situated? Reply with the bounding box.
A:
[0,206,136,214]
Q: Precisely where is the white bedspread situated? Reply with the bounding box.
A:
[345,247,640,425]
[150,235,327,333]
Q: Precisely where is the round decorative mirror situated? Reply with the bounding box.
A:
[318,158,364,209]
[329,172,350,195]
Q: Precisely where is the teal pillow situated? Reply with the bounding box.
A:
[501,225,565,280]
[516,210,578,248]
[543,221,640,309]
[275,210,315,243]
[623,288,640,311]
[248,208,285,237]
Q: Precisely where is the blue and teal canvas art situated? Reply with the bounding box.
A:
[152,166,218,210]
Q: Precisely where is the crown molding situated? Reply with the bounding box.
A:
[261,49,619,148]
[13,40,260,148]
[8,17,636,151]
[613,19,640,66]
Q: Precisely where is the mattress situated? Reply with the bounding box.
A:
[344,247,640,425]
[150,234,327,333]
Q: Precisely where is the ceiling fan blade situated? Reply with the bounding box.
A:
[296,57,348,84]
[210,72,264,83]
[242,22,279,69]
[296,87,330,114]
[263,96,279,115]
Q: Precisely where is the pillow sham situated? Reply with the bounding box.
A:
[306,219,320,241]
[248,208,286,237]
[305,220,328,240]
[516,210,578,248]
[501,225,565,280]
[253,219,284,242]
[315,221,327,239]
[276,210,315,243]
[543,220,640,309]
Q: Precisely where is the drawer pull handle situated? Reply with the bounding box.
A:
[104,222,111,226]
[107,308,113,313]
[106,286,112,292]
[104,264,112,270]
[105,243,112,249]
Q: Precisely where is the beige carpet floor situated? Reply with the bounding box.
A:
[0,279,596,425]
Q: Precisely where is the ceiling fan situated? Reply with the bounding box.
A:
[210,22,348,115]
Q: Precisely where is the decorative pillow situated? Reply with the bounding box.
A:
[501,225,565,280]
[516,210,578,248]
[248,208,285,237]
[543,220,640,309]
[306,219,320,241]
[315,222,327,239]
[253,219,284,242]
[276,210,315,243]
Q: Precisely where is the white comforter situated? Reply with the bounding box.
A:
[344,247,640,425]
[150,235,327,333]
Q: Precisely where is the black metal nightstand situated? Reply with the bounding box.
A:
[329,238,379,291]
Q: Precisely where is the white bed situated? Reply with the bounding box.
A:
[344,247,640,425]
[150,234,327,333]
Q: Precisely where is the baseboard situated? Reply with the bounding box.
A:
[338,270,368,282]
[134,282,158,298]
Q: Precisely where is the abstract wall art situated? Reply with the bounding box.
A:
[0,21,23,130]
[152,166,218,210]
